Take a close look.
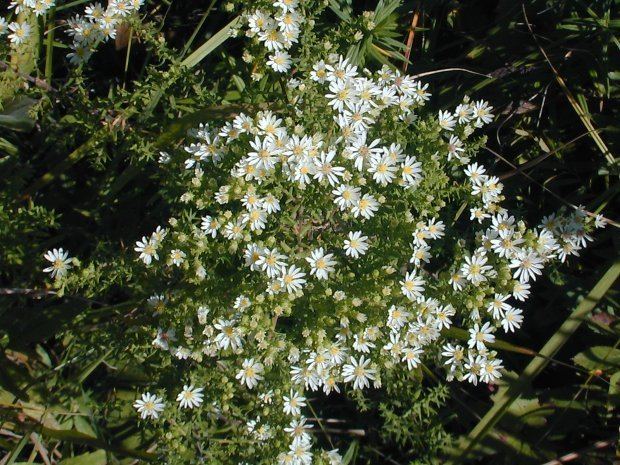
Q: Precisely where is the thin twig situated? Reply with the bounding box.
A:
[0,288,57,297]
[402,4,420,73]
[522,5,615,165]
[540,438,615,465]
[484,146,620,228]
[497,130,600,180]
[411,67,492,79]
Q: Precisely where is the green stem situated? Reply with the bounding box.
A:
[45,7,55,84]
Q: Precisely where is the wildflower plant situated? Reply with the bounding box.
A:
[30,1,609,464]
[0,0,145,65]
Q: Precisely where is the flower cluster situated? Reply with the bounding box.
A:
[0,0,55,47]
[66,0,144,64]
[244,0,303,73]
[127,49,604,463]
[0,0,144,64]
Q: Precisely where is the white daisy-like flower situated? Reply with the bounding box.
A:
[343,231,369,258]
[400,270,425,300]
[468,322,495,350]
[236,358,264,389]
[279,265,307,293]
[282,389,306,416]
[342,355,376,390]
[176,385,204,409]
[133,392,165,419]
[8,21,31,45]
[43,248,72,278]
[305,247,337,280]
[509,249,544,283]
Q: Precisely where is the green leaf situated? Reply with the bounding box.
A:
[608,371,620,407]
[59,450,107,465]
[341,440,358,465]
[0,97,37,132]
[181,16,241,69]
[573,346,620,372]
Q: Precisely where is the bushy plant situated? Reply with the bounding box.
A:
[1,1,615,465]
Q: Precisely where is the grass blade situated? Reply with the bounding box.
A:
[181,16,241,69]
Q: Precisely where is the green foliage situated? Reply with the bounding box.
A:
[0,1,618,465]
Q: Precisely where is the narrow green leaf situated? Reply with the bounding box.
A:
[76,349,114,384]
[341,440,358,465]
[573,346,620,372]
[58,450,107,465]
[181,16,241,69]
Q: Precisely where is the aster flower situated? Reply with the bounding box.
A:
[133,392,164,419]
[43,248,72,279]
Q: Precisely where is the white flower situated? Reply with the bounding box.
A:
[472,100,494,125]
[401,346,423,370]
[446,135,465,161]
[368,154,397,186]
[400,270,425,300]
[214,319,243,351]
[460,253,493,285]
[501,307,523,333]
[327,449,343,465]
[310,59,328,83]
[247,135,279,171]
[201,215,220,238]
[441,343,465,367]
[169,249,186,266]
[400,155,422,186]
[8,22,31,45]
[480,358,503,383]
[325,79,356,113]
[314,150,345,186]
[262,193,281,213]
[176,385,204,409]
[487,294,511,319]
[342,355,376,390]
[512,281,531,301]
[332,184,360,211]
[236,358,264,389]
[284,416,313,441]
[438,109,456,131]
[267,50,292,72]
[306,248,336,280]
[463,354,484,385]
[241,208,268,231]
[153,328,176,350]
[0,18,8,36]
[425,218,445,239]
[455,103,473,123]
[135,236,158,265]
[279,265,307,293]
[257,247,287,278]
[283,389,306,416]
[351,193,379,219]
[509,249,544,283]
[288,436,313,465]
[133,392,164,419]
[468,322,495,350]
[274,0,299,13]
[464,162,487,185]
[343,231,369,258]
[43,248,72,278]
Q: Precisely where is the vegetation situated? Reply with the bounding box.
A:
[0,1,618,464]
